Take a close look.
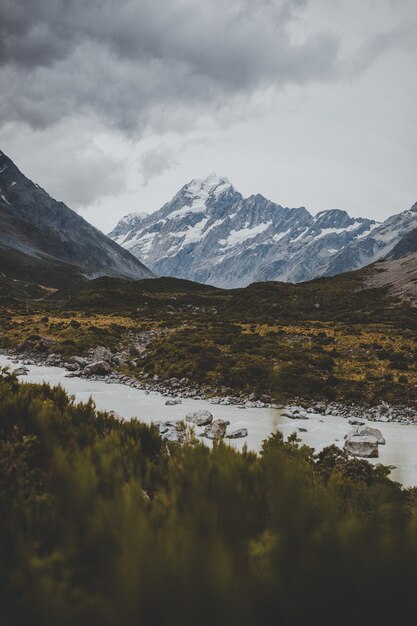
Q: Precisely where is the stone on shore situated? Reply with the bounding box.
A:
[68,356,88,369]
[90,346,113,363]
[84,360,112,376]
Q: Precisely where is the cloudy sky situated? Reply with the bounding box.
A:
[0,0,416,233]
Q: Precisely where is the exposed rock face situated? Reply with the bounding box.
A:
[109,174,417,288]
[90,346,113,363]
[204,419,230,439]
[0,148,153,287]
[325,203,417,279]
[83,360,112,376]
[365,250,417,307]
[185,409,213,426]
[344,435,379,458]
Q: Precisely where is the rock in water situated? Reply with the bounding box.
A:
[204,419,230,439]
[155,421,195,444]
[165,399,182,406]
[345,426,385,445]
[185,409,213,426]
[13,366,29,376]
[357,426,385,445]
[344,435,379,458]
[226,428,248,439]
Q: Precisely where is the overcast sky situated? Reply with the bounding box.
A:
[0,0,416,233]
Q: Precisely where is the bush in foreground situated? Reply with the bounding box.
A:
[0,370,416,626]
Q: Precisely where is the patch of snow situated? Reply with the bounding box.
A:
[355,223,380,239]
[175,217,210,246]
[185,173,232,198]
[203,218,225,236]
[222,221,272,248]
[272,229,291,243]
[120,212,148,225]
[314,221,364,239]
[170,203,205,219]
[0,165,8,175]
[1,193,10,205]
[134,232,156,256]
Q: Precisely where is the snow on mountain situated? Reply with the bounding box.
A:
[109,174,417,288]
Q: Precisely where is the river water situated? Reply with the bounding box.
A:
[1,354,417,487]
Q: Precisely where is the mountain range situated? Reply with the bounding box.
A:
[109,174,417,288]
[0,149,153,289]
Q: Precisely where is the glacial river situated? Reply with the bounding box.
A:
[1,354,417,487]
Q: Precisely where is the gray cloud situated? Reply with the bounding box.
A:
[1,120,127,209]
[139,145,180,186]
[0,0,341,133]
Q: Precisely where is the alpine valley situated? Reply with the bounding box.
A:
[110,174,417,288]
[1,149,417,626]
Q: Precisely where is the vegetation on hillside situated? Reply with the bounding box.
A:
[1,370,417,625]
[1,295,416,406]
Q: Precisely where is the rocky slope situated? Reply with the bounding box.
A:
[365,251,417,306]
[0,149,153,288]
[109,174,417,288]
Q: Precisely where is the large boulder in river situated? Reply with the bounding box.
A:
[186,409,213,426]
[358,426,385,445]
[204,419,230,440]
[84,360,112,376]
[344,435,379,458]
[345,426,385,445]
[13,366,29,376]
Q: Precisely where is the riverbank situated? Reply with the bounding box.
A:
[2,352,417,487]
[2,344,417,425]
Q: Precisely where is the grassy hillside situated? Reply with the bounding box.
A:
[1,267,416,407]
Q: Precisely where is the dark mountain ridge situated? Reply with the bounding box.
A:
[0,149,153,288]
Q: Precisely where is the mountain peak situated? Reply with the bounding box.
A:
[183,174,234,198]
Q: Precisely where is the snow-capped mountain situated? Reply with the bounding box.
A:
[0,149,153,287]
[109,174,417,288]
